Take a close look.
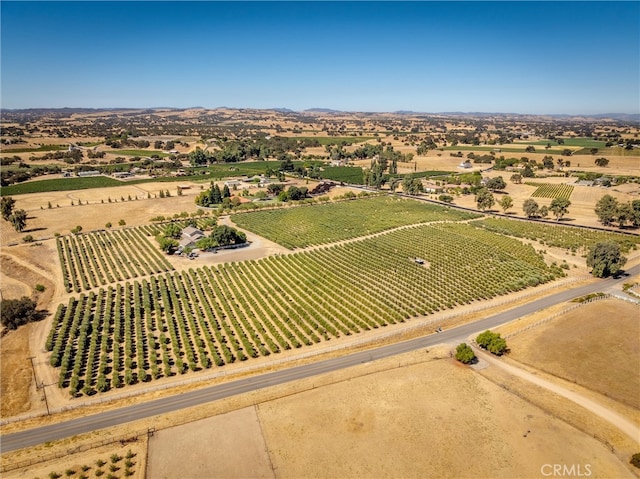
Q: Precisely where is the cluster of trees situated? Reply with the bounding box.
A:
[1,297,41,330]
[1,197,27,232]
[474,187,513,212]
[190,136,321,165]
[476,330,508,355]
[196,225,247,250]
[278,185,309,202]
[401,176,424,196]
[595,195,640,228]
[195,182,232,207]
[1,161,63,187]
[522,198,571,221]
[39,149,84,164]
[475,188,495,211]
[105,134,150,149]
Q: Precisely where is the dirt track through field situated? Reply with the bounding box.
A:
[474,347,640,442]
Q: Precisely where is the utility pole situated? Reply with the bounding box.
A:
[41,382,52,415]
[27,356,39,390]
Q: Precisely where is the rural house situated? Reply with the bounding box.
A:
[179,226,205,250]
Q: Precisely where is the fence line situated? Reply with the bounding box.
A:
[503,294,611,340]
[1,427,153,473]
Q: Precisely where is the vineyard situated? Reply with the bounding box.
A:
[231,196,481,249]
[57,228,175,292]
[46,222,563,396]
[471,217,640,253]
[527,183,574,200]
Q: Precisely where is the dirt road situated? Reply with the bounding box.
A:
[473,347,640,442]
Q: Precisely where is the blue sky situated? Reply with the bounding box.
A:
[1,1,638,114]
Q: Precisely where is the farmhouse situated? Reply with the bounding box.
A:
[179,226,205,250]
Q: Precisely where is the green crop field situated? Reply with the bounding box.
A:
[45,221,562,396]
[471,217,640,253]
[57,227,175,292]
[0,176,125,196]
[527,182,574,199]
[317,166,365,184]
[1,144,68,154]
[106,149,170,157]
[232,196,481,249]
[524,138,606,149]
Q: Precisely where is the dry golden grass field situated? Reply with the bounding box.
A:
[503,298,640,410]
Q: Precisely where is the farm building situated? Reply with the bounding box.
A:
[179,226,205,250]
[77,170,101,177]
[112,172,133,178]
[224,180,243,189]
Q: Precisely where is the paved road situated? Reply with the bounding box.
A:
[2,266,637,453]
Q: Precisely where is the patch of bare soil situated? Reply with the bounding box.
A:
[147,407,273,479]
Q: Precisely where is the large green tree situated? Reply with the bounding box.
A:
[475,188,495,211]
[499,195,513,214]
[10,209,27,232]
[486,176,506,191]
[595,195,619,226]
[1,296,40,330]
[586,242,627,278]
[549,198,571,221]
[402,176,424,196]
[523,199,539,219]
[1,196,16,221]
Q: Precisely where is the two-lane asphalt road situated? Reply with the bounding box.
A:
[2,266,637,453]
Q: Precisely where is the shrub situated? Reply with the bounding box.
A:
[476,330,508,356]
[35,284,46,292]
[23,234,34,243]
[455,343,476,364]
[631,453,640,469]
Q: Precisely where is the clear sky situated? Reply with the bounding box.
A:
[1,1,639,114]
